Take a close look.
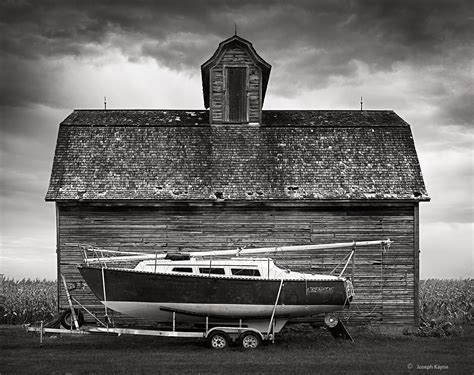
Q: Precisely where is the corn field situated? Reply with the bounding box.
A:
[0,276,472,333]
[0,277,57,324]
[416,278,473,337]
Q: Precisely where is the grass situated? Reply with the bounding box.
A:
[0,325,472,374]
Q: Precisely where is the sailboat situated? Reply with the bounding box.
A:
[77,239,391,334]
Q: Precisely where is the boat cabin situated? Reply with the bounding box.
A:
[133,257,338,281]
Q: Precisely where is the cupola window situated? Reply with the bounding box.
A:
[225,67,247,122]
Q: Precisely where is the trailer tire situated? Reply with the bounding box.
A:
[208,330,229,350]
[240,331,261,349]
[324,313,339,328]
[60,309,84,330]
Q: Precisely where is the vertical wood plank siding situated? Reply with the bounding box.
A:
[58,204,416,326]
[414,203,420,326]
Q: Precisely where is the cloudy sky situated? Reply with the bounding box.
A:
[1,0,472,280]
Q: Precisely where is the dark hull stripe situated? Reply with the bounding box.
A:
[79,266,349,307]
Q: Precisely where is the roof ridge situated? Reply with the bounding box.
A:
[72,109,208,112]
[71,109,395,112]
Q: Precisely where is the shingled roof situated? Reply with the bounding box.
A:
[45,109,429,202]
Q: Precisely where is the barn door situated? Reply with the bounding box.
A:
[226,67,247,122]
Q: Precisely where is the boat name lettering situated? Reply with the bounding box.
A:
[66,281,87,291]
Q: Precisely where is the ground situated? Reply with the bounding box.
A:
[0,325,472,374]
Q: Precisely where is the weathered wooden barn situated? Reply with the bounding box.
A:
[46,35,429,326]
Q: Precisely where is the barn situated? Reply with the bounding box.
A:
[46,35,429,326]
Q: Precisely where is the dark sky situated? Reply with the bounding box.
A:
[1,0,472,279]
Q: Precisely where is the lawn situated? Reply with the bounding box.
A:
[0,324,472,374]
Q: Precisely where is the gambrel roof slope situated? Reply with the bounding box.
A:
[46,109,429,202]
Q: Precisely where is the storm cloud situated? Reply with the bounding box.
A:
[1,0,472,108]
[0,0,472,279]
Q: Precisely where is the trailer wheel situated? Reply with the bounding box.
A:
[240,331,261,349]
[324,313,339,328]
[60,309,84,330]
[208,331,229,350]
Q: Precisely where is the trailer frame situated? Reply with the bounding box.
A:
[25,274,285,349]
[26,312,277,349]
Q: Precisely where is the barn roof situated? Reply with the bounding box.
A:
[45,109,429,202]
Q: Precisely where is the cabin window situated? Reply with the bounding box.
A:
[172,267,193,273]
[225,67,247,122]
[231,269,261,277]
[199,267,225,275]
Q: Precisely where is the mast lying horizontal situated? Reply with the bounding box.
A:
[82,239,392,264]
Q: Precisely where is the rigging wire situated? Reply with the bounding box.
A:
[343,242,385,323]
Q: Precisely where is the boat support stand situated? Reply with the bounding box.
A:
[324,314,353,341]
[266,278,284,343]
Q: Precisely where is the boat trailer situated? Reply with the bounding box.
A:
[26,313,351,350]
[25,275,352,349]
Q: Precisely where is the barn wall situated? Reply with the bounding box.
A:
[57,203,417,326]
[210,46,261,124]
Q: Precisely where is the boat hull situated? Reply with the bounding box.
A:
[78,266,350,322]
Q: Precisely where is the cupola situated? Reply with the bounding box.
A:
[201,35,271,125]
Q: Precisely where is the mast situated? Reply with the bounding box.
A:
[81,239,392,264]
